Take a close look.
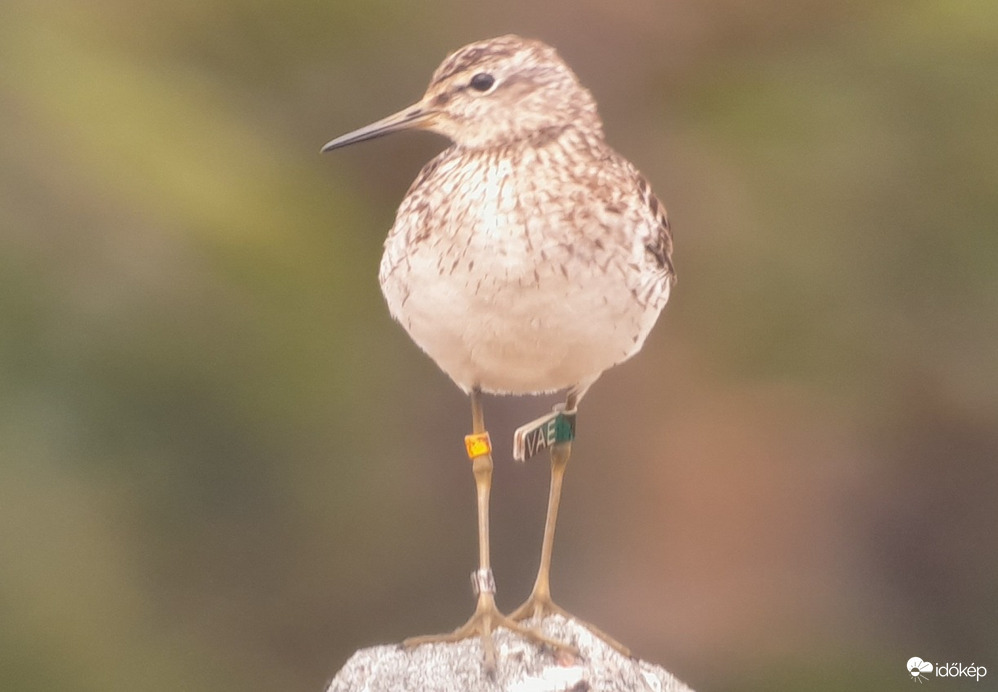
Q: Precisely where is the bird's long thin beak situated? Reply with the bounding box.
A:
[321,103,435,153]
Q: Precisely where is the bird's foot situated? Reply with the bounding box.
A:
[404,592,578,674]
[509,591,632,658]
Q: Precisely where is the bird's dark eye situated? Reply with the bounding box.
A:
[469,73,495,92]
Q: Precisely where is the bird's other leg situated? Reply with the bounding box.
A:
[404,387,574,673]
[509,391,632,657]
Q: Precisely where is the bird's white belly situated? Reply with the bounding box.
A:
[380,240,662,394]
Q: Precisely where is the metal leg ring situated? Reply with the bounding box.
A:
[470,568,496,595]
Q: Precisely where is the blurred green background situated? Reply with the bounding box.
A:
[2,1,996,690]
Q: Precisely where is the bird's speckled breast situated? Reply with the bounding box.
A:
[378,129,667,395]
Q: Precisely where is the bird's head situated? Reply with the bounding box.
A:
[322,35,602,153]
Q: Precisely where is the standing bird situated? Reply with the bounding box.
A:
[322,35,674,670]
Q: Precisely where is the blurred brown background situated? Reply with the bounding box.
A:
[2,1,996,690]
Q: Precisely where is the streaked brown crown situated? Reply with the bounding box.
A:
[419,35,603,149]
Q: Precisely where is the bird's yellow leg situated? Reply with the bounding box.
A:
[509,393,632,657]
[404,388,575,672]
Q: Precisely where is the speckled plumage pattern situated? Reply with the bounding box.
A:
[371,35,675,397]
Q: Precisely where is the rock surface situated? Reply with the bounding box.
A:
[325,615,695,692]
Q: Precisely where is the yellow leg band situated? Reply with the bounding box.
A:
[464,432,492,459]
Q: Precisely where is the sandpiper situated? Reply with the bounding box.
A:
[322,34,674,671]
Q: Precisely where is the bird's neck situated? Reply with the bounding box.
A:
[450,123,605,157]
